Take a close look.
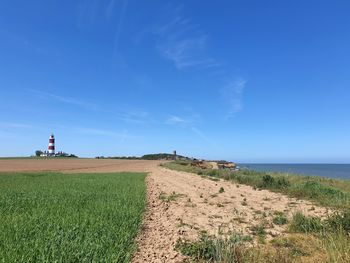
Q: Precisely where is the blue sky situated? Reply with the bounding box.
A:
[1,0,350,162]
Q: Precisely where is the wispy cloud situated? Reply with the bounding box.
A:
[28,89,154,125]
[75,127,134,142]
[166,114,216,146]
[28,89,98,110]
[114,110,152,124]
[166,115,193,126]
[191,127,216,147]
[220,78,247,118]
[154,8,220,70]
[0,122,33,129]
[111,0,129,58]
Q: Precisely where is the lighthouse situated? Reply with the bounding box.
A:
[48,134,55,156]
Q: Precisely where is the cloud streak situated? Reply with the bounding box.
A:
[28,89,154,125]
[166,115,193,126]
[28,89,98,110]
[220,78,247,118]
[112,0,129,57]
[75,127,134,142]
[154,10,219,70]
[166,114,216,146]
[0,122,33,129]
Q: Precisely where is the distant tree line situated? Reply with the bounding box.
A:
[95,153,190,161]
[34,150,78,158]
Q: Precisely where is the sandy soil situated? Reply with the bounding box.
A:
[132,166,332,263]
[0,158,162,173]
[0,159,332,262]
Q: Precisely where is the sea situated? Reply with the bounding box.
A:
[240,164,350,180]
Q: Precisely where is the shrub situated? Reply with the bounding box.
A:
[207,170,219,177]
[261,174,275,187]
[260,174,290,189]
[250,224,266,237]
[301,181,344,199]
[175,233,251,262]
[276,177,290,188]
[219,187,225,193]
[325,209,350,233]
[35,150,43,157]
[273,214,288,225]
[175,234,216,261]
[289,212,324,233]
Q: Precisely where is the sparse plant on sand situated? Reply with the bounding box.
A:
[273,213,288,225]
[159,191,184,202]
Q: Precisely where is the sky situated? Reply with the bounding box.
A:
[0,0,350,163]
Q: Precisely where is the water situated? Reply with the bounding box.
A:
[240,164,350,180]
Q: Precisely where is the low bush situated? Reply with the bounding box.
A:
[325,209,350,233]
[175,232,251,262]
[289,212,324,233]
[300,181,345,199]
[273,214,288,225]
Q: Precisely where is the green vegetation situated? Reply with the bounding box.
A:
[176,211,350,263]
[175,232,252,262]
[35,150,43,156]
[175,232,324,263]
[163,161,350,209]
[141,153,182,160]
[159,191,184,202]
[273,212,288,225]
[96,153,190,160]
[250,223,267,238]
[289,212,324,233]
[0,172,146,262]
[289,210,350,234]
[288,211,350,263]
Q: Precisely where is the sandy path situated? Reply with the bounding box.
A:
[132,166,331,263]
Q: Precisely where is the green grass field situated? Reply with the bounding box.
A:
[0,172,146,262]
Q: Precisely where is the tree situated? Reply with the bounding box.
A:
[35,150,43,157]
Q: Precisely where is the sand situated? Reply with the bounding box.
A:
[132,166,331,263]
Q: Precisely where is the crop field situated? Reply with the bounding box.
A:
[0,171,146,262]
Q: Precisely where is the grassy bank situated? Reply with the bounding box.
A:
[164,161,350,262]
[0,172,146,262]
[163,161,350,210]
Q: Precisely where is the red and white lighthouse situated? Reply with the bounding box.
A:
[48,134,55,156]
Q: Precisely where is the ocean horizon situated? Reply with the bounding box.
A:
[240,163,350,180]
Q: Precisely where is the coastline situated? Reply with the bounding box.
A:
[240,163,350,180]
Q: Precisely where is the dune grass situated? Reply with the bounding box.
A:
[0,172,146,262]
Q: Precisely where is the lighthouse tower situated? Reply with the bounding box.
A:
[48,134,55,156]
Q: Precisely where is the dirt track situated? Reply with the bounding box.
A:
[0,159,331,262]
